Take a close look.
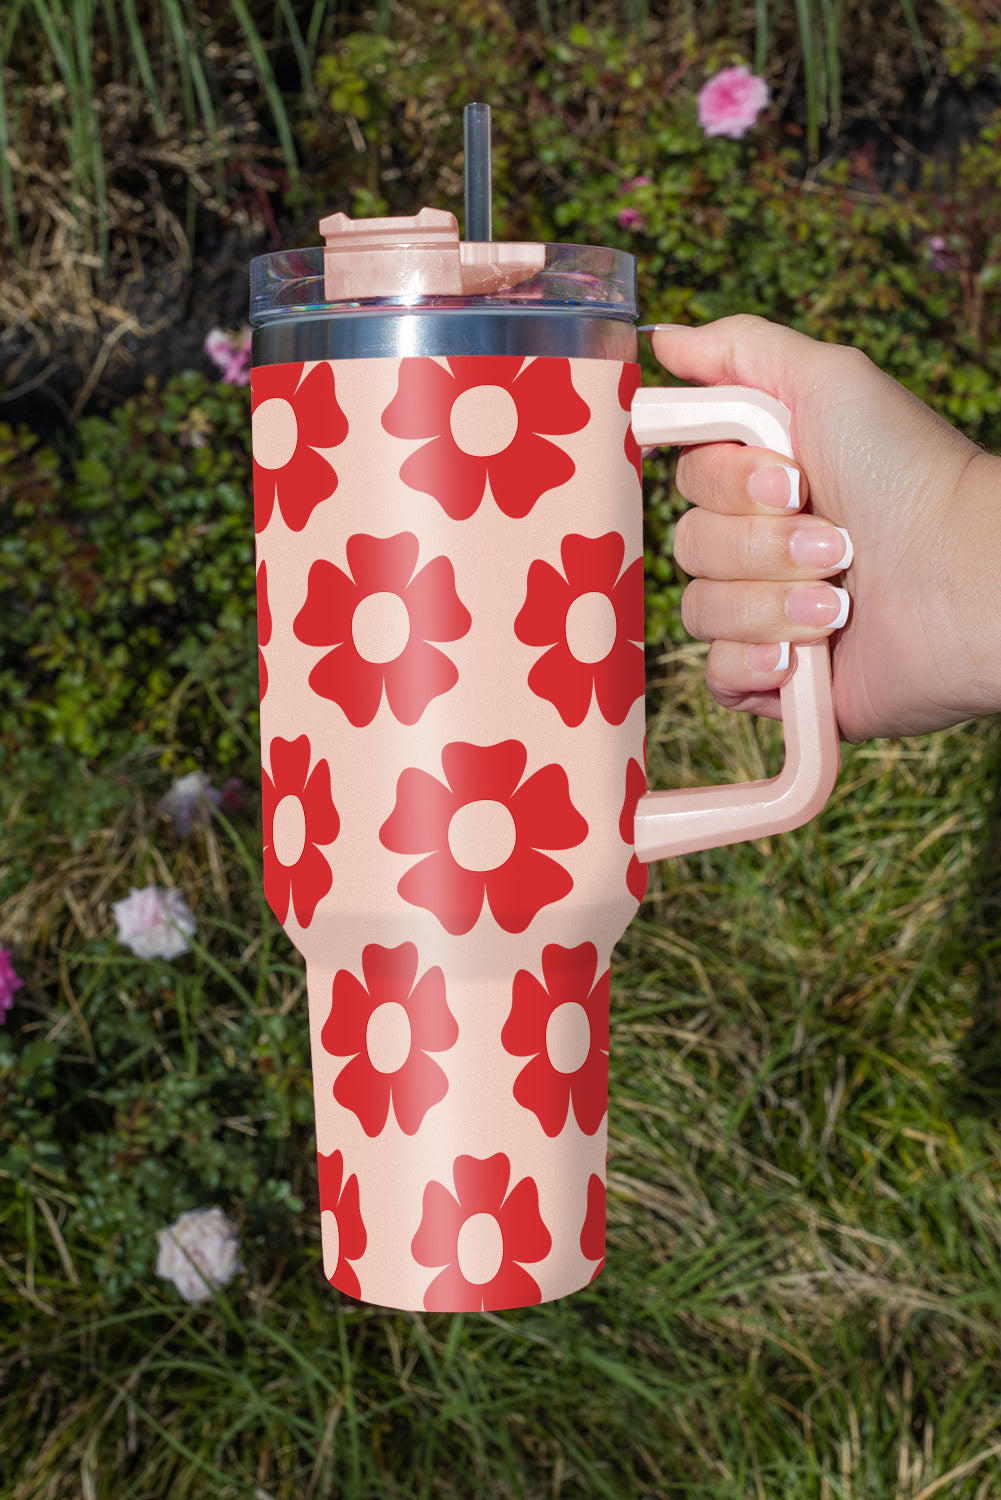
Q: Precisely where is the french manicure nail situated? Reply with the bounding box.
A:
[637,323,685,332]
[789,525,854,570]
[785,585,851,630]
[747,464,800,510]
[747,642,791,674]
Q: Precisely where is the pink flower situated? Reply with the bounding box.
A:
[0,948,23,1023]
[204,327,252,385]
[697,66,769,139]
[155,1207,242,1304]
[112,886,196,960]
[617,208,646,232]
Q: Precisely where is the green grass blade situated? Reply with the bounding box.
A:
[754,0,770,76]
[117,0,167,133]
[897,0,933,77]
[792,0,819,154]
[228,0,299,176]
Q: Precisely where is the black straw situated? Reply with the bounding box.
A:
[463,102,492,242]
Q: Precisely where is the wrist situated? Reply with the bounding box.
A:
[940,449,1001,721]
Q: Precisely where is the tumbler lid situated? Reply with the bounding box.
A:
[318,207,546,301]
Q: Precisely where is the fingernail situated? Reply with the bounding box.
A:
[747,642,791,674]
[637,323,685,332]
[748,464,801,510]
[785,585,851,630]
[789,524,854,570]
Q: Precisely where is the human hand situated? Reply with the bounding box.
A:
[652,315,1001,741]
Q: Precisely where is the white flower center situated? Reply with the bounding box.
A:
[449,384,519,456]
[564,592,618,664]
[252,396,299,469]
[546,1001,591,1074]
[365,1001,412,1074]
[351,592,411,664]
[272,795,306,866]
[447,800,517,872]
[456,1212,504,1284]
[320,1208,340,1279]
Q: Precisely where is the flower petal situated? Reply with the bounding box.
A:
[320,970,372,1057]
[293,561,357,647]
[399,435,488,520]
[397,850,485,935]
[289,841,333,928]
[392,1050,449,1135]
[509,764,588,850]
[512,1051,572,1137]
[380,770,456,855]
[411,1179,465,1267]
[402,556,471,643]
[308,644,386,727]
[514,560,573,647]
[346,532,419,594]
[453,1152,510,1214]
[527,646,594,727]
[486,433,575,519]
[382,358,459,440]
[511,358,590,434]
[484,848,573,934]
[382,640,459,725]
[441,740,526,803]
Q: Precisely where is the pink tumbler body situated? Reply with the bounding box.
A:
[252,353,646,1309]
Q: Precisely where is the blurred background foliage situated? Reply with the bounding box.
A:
[5,5,1001,1497]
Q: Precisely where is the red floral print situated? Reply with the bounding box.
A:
[379,740,588,936]
[262,735,339,928]
[252,361,348,533]
[514,531,645,727]
[411,1153,551,1311]
[580,1172,606,1280]
[618,362,642,482]
[292,532,471,727]
[320,943,458,1136]
[381,356,589,520]
[257,560,271,700]
[501,943,609,1137]
[317,1148,366,1299]
[619,754,649,902]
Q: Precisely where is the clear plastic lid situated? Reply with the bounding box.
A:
[250,240,637,325]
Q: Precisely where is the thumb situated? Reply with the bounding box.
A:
[649,314,832,408]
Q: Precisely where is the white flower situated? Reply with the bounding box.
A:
[158,770,222,835]
[112,885,196,960]
[155,1207,243,1305]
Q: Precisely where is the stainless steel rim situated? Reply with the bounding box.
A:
[252,310,638,365]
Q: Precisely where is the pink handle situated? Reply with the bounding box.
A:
[631,385,841,860]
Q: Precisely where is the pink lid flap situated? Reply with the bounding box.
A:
[318,208,545,302]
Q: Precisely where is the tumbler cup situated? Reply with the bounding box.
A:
[249,209,840,1310]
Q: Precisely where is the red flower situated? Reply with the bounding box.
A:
[317,1148,366,1299]
[411,1153,551,1311]
[619,754,649,902]
[514,531,645,726]
[379,740,588,936]
[580,1172,606,1280]
[257,561,271,700]
[320,943,458,1136]
[262,734,340,928]
[501,943,609,1137]
[381,356,589,520]
[618,362,642,482]
[293,533,471,727]
[251,362,348,533]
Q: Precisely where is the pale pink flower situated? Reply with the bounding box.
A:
[158,771,222,835]
[697,66,770,139]
[0,947,23,1023]
[112,886,196,960]
[155,1207,243,1305]
[205,326,251,385]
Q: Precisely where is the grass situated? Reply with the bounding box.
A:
[3,636,1001,1498]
